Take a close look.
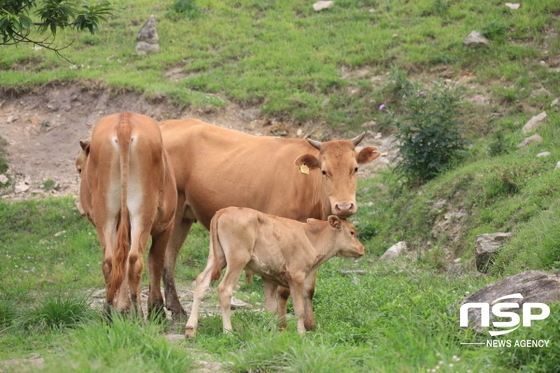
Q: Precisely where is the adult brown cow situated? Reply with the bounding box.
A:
[160,119,380,329]
[160,118,380,329]
[77,112,177,317]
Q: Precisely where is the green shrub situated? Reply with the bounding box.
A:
[393,80,468,186]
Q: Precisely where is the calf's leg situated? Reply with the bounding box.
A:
[303,270,318,330]
[277,286,290,329]
[287,275,307,335]
[185,250,218,338]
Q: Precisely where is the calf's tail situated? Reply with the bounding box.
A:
[210,209,227,281]
[107,113,132,302]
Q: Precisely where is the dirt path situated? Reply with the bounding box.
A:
[0,81,394,200]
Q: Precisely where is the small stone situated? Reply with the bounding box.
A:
[379,241,407,261]
[0,174,8,184]
[505,3,520,10]
[517,134,543,147]
[522,112,547,134]
[551,98,559,107]
[463,31,490,46]
[536,151,551,157]
[15,182,30,193]
[313,1,334,11]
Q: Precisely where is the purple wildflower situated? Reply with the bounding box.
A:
[379,104,387,110]
[419,91,426,95]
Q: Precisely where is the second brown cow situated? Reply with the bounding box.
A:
[185,207,365,337]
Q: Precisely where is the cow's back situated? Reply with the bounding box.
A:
[160,119,325,227]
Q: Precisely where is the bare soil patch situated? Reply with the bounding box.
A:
[0,81,395,199]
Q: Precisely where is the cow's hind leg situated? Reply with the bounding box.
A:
[127,225,151,319]
[164,209,194,318]
[185,248,219,338]
[147,227,172,320]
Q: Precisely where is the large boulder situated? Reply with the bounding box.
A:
[458,270,560,333]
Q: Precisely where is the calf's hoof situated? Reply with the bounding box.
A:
[185,326,196,339]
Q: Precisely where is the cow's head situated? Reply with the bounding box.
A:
[75,139,91,175]
[295,132,380,217]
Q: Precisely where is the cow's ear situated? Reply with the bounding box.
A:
[328,215,341,229]
[357,146,380,164]
[295,154,320,169]
[80,139,92,155]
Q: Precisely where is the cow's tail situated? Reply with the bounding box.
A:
[210,209,227,282]
[107,114,132,302]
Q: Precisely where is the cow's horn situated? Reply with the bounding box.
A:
[351,132,366,147]
[307,138,322,150]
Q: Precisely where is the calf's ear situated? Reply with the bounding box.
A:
[295,154,320,169]
[357,146,380,164]
[328,215,341,229]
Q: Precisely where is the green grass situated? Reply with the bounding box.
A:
[1,0,559,129]
[0,195,558,371]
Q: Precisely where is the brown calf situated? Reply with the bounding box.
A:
[185,207,365,337]
[76,112,177,317]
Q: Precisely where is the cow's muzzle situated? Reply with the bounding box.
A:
[334,202,356,217]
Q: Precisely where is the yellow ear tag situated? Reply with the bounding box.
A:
[299,164,310,175]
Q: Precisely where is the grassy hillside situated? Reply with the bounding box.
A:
[1,0,559,130]
[2,0,560,371]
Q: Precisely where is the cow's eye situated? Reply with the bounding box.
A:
[354,167,359,173]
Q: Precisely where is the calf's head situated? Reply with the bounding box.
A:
[75,139,91,176]
[295,133,380,217]
[328,215,365,258]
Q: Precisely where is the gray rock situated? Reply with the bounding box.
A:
[536,151,551,157]
[0,174,8,184]
[517,134,543,147]
[136,15,160,55]
[379,241,407,260]
[463,31,489,46]
[475,232,513,272]
[522,111,547,134]
[458,270,560,333]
